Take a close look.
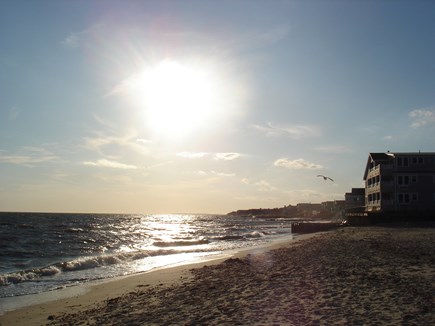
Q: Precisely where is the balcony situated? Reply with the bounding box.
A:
[366,183,380,193]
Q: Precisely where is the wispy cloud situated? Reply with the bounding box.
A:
[83,159,137,169]
[195,170,235,177]
[253,122,320,139]
[214,153,241,161]
[60,24,104,49]
[177,152,209,159]
[61,32,81,49]
[240,178,275,191]
[176,152,241,160]
[409,108,435,128]
[241,178,251,185]
[254,180,276,192]
[84,129,151,157]
[0,147,58,166]
[274,158,323,170]
[136,138,153,145]
[257,25,290,44]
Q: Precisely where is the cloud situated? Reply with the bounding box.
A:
[0,147,58,166]
[254,180,276,192]
[240,178,275,191]
[83,159,137,169]
[241,178,251,185]
[274,158,323,170]
[195,170,235,177]
[383,135,393,141]
[258,25,290,44]
[84,129,151,157]
[176,152,241,160]
[253,122,320,139]
[214,153,241,161]
[61,32,82,49]
[136,138,153,144]
[60,24,104,49]
[177,152,208,159]
[409,108,435,128]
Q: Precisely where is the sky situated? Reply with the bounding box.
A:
[1,0,435,214]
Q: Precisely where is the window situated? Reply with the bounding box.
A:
[418,157,424,164]
[398,175,410,186]
[397,157,409,167]
[412,193,418,201]
[412,175,418,183]
[398,193,410,204]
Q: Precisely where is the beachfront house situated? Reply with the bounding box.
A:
[345,188,365,211]
[363,152,435,214]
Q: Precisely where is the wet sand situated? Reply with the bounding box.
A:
[1,226,434,325]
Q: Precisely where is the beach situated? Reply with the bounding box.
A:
[1,226,434,325]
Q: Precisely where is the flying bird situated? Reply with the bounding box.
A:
[317,175,334,182]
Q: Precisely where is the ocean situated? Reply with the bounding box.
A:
[0,212,299,309]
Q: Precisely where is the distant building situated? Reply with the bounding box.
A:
[345,188,365,210]
[363,152,435,213]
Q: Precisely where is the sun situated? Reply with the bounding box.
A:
[131,60,221,138]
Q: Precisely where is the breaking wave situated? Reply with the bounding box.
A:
[0,249,179,286]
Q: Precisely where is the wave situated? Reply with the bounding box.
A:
[213,235,244,241]
[245,231,267,238]
[211,231,267,241]
[153,239,210,247]
[0,249,179,286]
[65,227,84,233]
[0,266,62,286]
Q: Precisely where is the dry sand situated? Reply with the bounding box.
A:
[1,226,434,325]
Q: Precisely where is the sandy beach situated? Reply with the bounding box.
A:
[1,226,434,325]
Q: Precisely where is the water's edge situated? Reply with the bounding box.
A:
[0,233,311,315]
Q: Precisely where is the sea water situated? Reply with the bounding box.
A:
[0,212,297,311]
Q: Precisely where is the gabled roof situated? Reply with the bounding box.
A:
[363,152,395,180]
[369,152,393,161]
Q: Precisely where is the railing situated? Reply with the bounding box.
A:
[367,182,380,188]
[369,163,394,174]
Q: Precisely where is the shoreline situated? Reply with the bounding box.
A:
[2,227,434,325]
[0,233,315,325]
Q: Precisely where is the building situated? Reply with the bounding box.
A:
[345,188,365,211]
[363,152,435,213]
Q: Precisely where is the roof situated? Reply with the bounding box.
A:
[363,152,395,180]
[369,152,393,161]
[363,151,435,180]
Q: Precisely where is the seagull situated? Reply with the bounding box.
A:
[317,175,334,182]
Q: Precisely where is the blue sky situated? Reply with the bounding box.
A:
[1,0,434,214]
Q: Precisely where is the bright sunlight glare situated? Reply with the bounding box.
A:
[132,60,222,138]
